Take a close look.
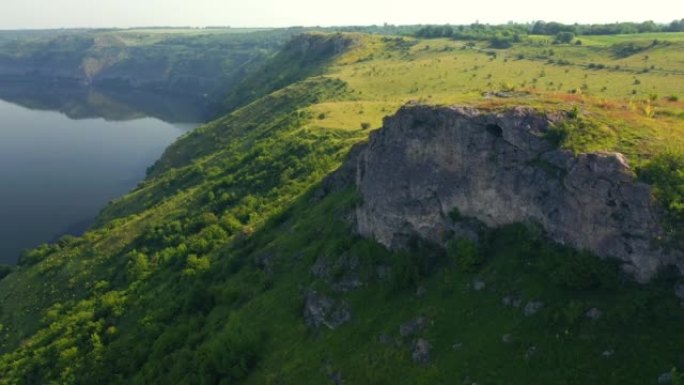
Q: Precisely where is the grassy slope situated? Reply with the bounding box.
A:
[0,32,682,384]
[312,33,684,163]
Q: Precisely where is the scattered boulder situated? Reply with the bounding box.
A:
[400,316,429,337]
[412,338,432,365]
[502,294,522,308]
[378,333,394,346]
[310,256,330,278]
[523,301,544,316]
[331,276,363,293]
[675,284,684,300]
[329,371,344,385]
[658,371,673,384]
[601,349,615,358]
[303,290,351,330]
[323,361,345,385]
[310,254,364,293]
[376,265,392,280]
[501,334,512,344]
[585,307,602,321]
[472,278,486,291]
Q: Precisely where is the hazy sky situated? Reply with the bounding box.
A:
[2,0,682,29]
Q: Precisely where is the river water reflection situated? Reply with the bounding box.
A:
[0,82,203,264]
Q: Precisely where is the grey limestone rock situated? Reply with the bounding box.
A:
[502,294,523,308]
[310,254,364,293]
[675,284,684,300]
[303,290,351,330]
[400,316,429,337]
[585,307,603,321]
[347,104,682,282]
[658,371,673,384]
[472,278,486,291]
[523,301,544,316]
[411,338,432,365]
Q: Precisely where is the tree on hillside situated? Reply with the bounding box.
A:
[554,31,575,44]
[668,19,684,32]
[489,36,513,49]
[532,21,575,35]
[415,25,454,38]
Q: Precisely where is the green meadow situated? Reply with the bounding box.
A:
[303,33,684,163]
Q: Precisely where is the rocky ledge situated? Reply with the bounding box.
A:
[338,104,682,282]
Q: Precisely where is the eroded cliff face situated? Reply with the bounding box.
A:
[348,105,682,282]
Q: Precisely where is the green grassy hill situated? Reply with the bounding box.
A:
[0,29,682,384]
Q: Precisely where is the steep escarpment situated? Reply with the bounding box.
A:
[348,105,682,281]
[0,29,296,103]
[222,32,357,112]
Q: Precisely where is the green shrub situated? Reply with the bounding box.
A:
[126,251,150,281]
[18,244,53,266]
[672,368,684,385]
[545,123,568,147]
[489,36,513,49]
[392,252,422,290]
[545,115,617,153]
[448,207,462,222]
[0,264,13,280]
[549,250,617,289]
[391,238,447,289]
[447,238,482,272]
[182,284,215,314]
[197,318,262,384]
[554,31,575,44]
[639,152,684,245]
[611,42,648,58]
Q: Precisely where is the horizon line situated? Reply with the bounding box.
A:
[0,18,682,32]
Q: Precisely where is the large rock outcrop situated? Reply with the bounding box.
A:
[346,105,682,282]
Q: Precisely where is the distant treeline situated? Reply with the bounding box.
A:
[414,19,684,40]
[532,20,684,35]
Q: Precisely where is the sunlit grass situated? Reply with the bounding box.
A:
[302,33,684,165]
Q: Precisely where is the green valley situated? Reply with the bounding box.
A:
[0,22,683,385]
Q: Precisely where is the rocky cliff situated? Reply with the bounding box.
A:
[343,105,682,282]
[0,30,291,102]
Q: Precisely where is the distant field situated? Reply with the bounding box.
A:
[300,33,684,165]
[565,31,684,45]
[116,27,275,35]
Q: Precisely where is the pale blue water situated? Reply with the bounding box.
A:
[0,96,196,264]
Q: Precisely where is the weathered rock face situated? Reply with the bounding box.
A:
[349,105,682,282]
[0,35,287,100]
[286,33,356,57]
